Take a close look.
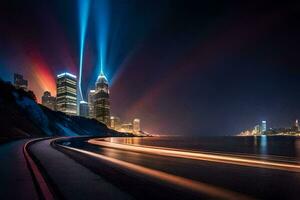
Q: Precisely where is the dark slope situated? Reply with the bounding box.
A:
[0,79,131,141]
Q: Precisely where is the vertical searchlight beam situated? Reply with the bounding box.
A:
[78,0,90,101]
[95,0,109,76]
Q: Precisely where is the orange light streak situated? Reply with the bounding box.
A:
[88,139,300,173]
[57,144,252,200]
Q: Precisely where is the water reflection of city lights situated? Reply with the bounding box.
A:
[260,135,268,155]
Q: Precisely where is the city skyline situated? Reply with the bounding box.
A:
[11,69,300,136]
[37,69,143,134]
[1,1,300,199]
[1,1,300,135]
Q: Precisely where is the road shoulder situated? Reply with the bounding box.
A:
[29,138,132,200]
[0,139,38,199]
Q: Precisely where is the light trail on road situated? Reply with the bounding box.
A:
[57,143,252,200]
[88,139,300,173]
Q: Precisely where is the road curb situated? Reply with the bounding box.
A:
[23,138,55,200]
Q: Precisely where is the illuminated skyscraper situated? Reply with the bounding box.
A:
[253,125,260,135]
[88,90,95,118]
[79,101,89,117]
[41,91,56,111]
[110,116,121,130]
[94,73,110,125]
[295,119,299,132]
[120,123,133,133]
[260,120,267,134]
[56,72,77,115]
[14,73,28,90]
[133,118,141,133]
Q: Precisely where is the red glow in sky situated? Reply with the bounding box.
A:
[26,51,56,103]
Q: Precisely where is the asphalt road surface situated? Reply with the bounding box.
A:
[5,136,297,199]
[48,137,300,200]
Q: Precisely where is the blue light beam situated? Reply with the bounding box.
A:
[78,0,90,101]
[94,0,110,77]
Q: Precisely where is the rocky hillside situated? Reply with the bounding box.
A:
[0,79,130,141]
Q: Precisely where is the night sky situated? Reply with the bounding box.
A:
[1,0,300,135]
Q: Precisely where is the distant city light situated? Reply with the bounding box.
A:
[239,119,300,136]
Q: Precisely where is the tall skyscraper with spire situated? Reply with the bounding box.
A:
[93,72,110,125]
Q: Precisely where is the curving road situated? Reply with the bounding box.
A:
[55,137,300,199]
[22,136,300,200]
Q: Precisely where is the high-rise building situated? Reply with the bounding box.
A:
[260,120,267,134]
[41,91,56,111]
[14,73,28,90]
[133,118,141,133]
[94,73,110,125]
[295,119,299,132]
[110,116,121,130]
[120,123,133,133]
[79,101,89,118]
[88,90,95,118]
[253,125,260,135]
[56,72,77,115]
